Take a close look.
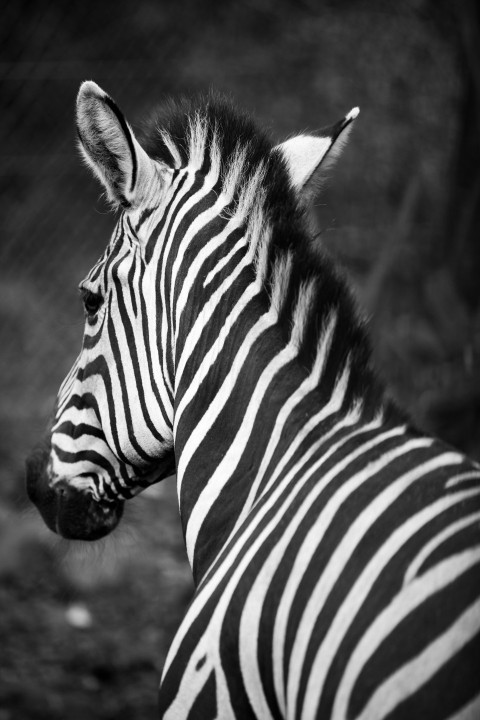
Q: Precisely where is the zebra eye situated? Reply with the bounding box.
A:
[81,289,103,318]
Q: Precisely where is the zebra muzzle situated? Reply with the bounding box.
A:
[26,447,124,541]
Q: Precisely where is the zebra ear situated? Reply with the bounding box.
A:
[275,107,359,204]
[76,81,156,209]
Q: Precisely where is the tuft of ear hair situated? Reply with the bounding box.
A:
[76,80,158,209]
[274,107,359,205]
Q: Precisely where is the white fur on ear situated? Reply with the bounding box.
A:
[76,80,158,208]
[275,107,359,203]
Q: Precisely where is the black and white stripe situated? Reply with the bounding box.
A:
[32,81,480,719]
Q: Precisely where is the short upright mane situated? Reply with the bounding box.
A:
[141,92,274,181]
[141,93,387,418]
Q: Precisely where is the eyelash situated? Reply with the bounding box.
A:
[80,289,103,318]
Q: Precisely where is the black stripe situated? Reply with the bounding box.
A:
[144,171,189,264]
[106,294,158,464]
[52,445,117,488]
[185,671,217,720]
[64,392,101,423]
[82,354,131,467]
[138,263,173,428]
[134,205,156,233]
[113,265,166,445]
[55,420,104,441]
[103,94,137,194]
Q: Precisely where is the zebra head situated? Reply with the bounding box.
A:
[27,81,358,541]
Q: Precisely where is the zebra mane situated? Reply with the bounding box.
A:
[140,93,388,416]
[141,91,272,179]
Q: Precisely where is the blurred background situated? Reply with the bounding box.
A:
[1,0,480,717]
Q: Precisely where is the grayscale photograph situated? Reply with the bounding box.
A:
[1,1,479,718]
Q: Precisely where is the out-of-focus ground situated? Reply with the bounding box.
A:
[0,482,192,719]
[1,1,479,718]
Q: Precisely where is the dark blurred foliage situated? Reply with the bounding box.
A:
[0,0,479,717]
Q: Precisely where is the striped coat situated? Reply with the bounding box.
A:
[27,81,480,719]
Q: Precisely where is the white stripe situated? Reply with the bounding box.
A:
[290,279,316,350]
[270,251,292,315]
[52,403,97,434]
[404,508,480,585]
[298,455,470,719]
[174,282,260,430]
[110,260,172,450]
[254,362,353,508]
[335,554,480,720]
[168,163,223,381]
[119,215,172,430]
[446,693,480,720]
[174,251,257,392]
[173,215,246,344]
[164,421,383,714]
[240,425,403,718]
[176,308,276,489]
[128,167,190,419]
[160,130,182,168]
[185,341,299,565]
[162,411,371,682]
[171,192,227,328]
[57,355,81,410]
[446,470,480,488]
[229,311,338,537]
[167,417,404,720]
[204,235,246,287]
[157,168,201,395]
[279,435,433,716]
[188,114,209,171]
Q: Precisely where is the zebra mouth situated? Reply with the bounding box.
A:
[53,482,124,541]
[35,480,123,541]
[35,478,124,541]
[26,450,124,541]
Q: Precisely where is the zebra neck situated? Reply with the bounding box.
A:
[171,265,392,584]
[164,179,396,584]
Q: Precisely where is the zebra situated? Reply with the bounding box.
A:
[26,80,480,720]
